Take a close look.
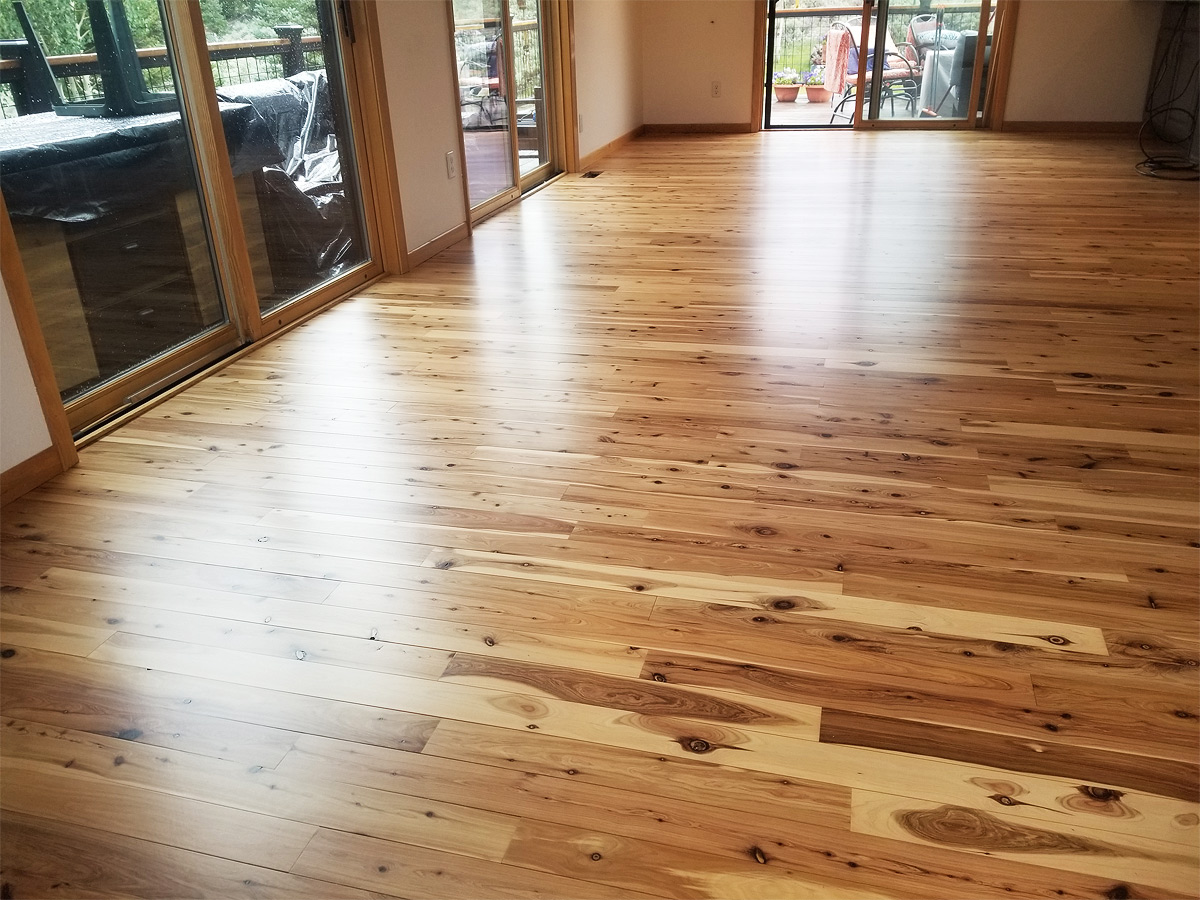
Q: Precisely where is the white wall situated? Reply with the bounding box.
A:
[1,277,52,472]
[641,0,756,126]
[1005,0,1164,122]
[376,0,468,252]
[574,0,645,156]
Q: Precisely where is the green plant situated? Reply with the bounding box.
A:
[801,65,825,87]
[772,67,803,85]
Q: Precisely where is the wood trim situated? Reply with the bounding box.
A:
[62,324,241,435]
[446,0,475,228]
[556,0,580,172]
[0,194,77,476]
[858,117,975,130]
[406,223,471,268]
[851,7,871,126]
[984,0,1019,130]
[0,446,62,507]
[1000,121,1142,135]
[578,125,645,170]
[167,2,263,344]
[641,123,754,135]
[471,186,523,225]
[255,258,378,334]
[963,0,992,127]
[349,0,409,275]
[498,0,524,199]
[751,0,768,134]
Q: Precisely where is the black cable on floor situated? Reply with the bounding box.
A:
[1137,3,1199,181]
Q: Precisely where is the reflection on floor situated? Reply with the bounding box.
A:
[462,130,545,204]
[463,129,515,206]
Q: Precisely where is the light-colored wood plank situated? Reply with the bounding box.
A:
[1,644,438,756]
[293,827,656,900]
[2,717,519,862]
[14,569,647,677]
[0,756,317,871]
[501,818,890,900]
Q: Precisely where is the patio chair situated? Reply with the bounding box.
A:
[825,18,919,124]
[905,12,960,66]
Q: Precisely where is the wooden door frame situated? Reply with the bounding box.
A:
[0,192,78,502]
[751,0,768,133]
[551,0,580,172]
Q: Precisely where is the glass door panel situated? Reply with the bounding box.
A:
[764,1,852,130]
[199,0,369,315]
[864,0,991,123]
[510,0,551,183]
[0,0,239,430]
[453,0,517,209]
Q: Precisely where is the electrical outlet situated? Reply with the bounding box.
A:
[711,80,721,98]
[445,150,457,179]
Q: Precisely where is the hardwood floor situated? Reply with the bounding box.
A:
[2,130,1198,900]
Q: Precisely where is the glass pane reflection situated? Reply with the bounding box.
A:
[202,0,368,314]
[0,0,229,403]
[454,0,516,207]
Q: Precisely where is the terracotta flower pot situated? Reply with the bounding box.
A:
[805,86,832,103]
[773,84,801,103]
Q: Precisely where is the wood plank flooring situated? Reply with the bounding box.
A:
[2,131,1198,899]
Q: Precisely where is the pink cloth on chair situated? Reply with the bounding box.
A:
[824,26,852,97]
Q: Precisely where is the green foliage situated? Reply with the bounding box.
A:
[0,0,320,54]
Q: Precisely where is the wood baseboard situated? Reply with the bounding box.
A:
[578,125,646,171]
[407,223,470,268]
[1,445,63,506]
[1000,121,1141,135]
[642,123,754,135]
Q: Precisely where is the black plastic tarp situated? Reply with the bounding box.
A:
[0,102,279,223]
[215,70,358,286]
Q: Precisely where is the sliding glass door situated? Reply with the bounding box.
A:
[453,0,555,217]
[860,0,993,124]
[0,0,380,434]
[509,0,553,186]
[0,0,241,431]
[762,0,1002,130]
[199,0,371,317]
[454,0,517,210]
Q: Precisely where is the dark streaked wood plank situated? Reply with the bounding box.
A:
[819,707,1199,802]
[0,811,380,900]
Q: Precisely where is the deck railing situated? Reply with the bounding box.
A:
[0,27,324,119]
[453,17,543,100]
[770,3,986,79]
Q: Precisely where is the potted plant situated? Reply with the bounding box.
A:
[802,66,830,103]
[772,68,803,103]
